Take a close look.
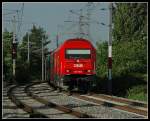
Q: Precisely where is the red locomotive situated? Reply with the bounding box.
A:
[46,38,96,93]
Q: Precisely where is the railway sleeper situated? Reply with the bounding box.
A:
[29,112,48,118]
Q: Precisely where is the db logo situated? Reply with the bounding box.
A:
[73,64,83,67]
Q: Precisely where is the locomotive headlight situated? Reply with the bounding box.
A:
[76,59,79,62]
[66,70,70,72]
[87,70,91,72]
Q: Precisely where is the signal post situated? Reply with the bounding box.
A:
[108,3,112,94]
[12,16,17,83]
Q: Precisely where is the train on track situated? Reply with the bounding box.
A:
[46,38,96,93]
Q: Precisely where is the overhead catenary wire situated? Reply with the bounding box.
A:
[61,2,111,42]
[3,3,25,42]
[3,8,20,11]
[3,11,18,16]
[4,19,38,25]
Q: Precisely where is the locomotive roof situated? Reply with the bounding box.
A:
[58,38,92,49]
[52,38,94,54]
[64,38,91,44]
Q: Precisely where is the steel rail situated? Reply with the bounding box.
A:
[25,82,94,118]
[47,81,148,117]
[91,94,147,108]
[24,81,148,118]
[7,85,49,118]
[71,93,148,117]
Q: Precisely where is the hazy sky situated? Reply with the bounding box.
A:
[2,2,110,50]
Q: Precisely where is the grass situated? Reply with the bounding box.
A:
[95,73,148,102]
[126,85,147,102]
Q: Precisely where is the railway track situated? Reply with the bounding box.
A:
[48,82,148,118]
[7,85,49,118]
[6,82,93,118]
[70,93,148,117]
[3,85,30,118]
[91,93,147,108]
[28,82,147,118]
[25,82,93,118]
[4,81,148,118]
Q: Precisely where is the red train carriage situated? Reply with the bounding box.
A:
[47,38,96,93]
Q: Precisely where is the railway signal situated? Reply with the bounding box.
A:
[108,2,112,94]
[27,31,30,63]
[12,16,17,83]
[12,42,17,59]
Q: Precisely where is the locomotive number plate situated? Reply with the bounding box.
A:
[73,64,83,67]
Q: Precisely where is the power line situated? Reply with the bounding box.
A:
[3,3,25,41]
[65,8,89,39]
[4,19,37,25]
[3,11,17,16]
[62,2,109,41]
[4,19,37,24]
[3,8,21,16]
[3,8,20,12]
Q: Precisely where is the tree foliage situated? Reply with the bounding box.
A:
[19,25,49,80]
[112,3,147,42]
[3,25,49,83]
[96,3,147,77]
[96,3,147,78]
[3,30,13,81]
[96,41,108,77]
[95,3,147,100]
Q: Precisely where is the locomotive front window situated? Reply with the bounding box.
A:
[65,49,91,59]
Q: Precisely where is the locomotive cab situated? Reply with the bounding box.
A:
[62,39,96,93]
[65,49,95,75]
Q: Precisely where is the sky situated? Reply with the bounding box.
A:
[2,2,110,51]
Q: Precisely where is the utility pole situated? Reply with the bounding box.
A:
[45,58,46,80]
[56,25,59,47]
[69,9,86,38]
[56,35,59,48]
[12,16,17,83]
[108,2,112,94]
[86,2,93,40]
[27,31,30,63]
[67,4,96,40]
[79,9,84,38]
[42,38,44,81]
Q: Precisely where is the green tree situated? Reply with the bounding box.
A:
[3,30,13,82]
[113,3,147,42]
[96,3,147,100]
[112,3,147,75]
[96,41,108,77]
[19,25,49,80]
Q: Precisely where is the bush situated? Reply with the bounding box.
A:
[96,39,147,99]
[16,62,31,84]
[126,85,147,102]
[96,38,147,78]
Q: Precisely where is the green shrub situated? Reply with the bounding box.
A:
[126,85,147,102]
[96,39,147,78]
[16,62,31,84]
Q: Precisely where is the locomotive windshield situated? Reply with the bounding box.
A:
[65,49,91,59]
